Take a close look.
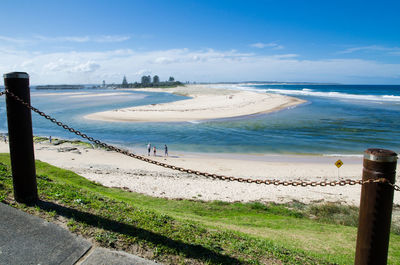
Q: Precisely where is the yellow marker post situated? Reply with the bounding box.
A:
[335,159,343,178]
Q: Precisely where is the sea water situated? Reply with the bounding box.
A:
[0,84,399,155]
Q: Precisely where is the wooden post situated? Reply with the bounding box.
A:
[4,72,38,204]
[355,148,397,265]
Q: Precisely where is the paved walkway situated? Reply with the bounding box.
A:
[0,203,160,265]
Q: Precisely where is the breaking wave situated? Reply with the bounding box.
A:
[236,86,400,102]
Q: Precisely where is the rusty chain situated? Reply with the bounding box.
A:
[1,89,399,191]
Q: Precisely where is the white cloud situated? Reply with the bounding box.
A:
[271,54,299,59]
[0,47,399,85]
[35,35,89,43]
[154,57,178,64]
[92,35,131,43]
[20,60,34,68]
[35,35,131,43]
[70,61,101,73]
[0,35,31,44]
[250,42,284,49]
[42,59,99,73]
[0,34,131,45]
[339,45,400,55]
[135,69,152,76]
[44,59,75,72]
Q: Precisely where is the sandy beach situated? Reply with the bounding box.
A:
[1,141,398,206]
[3,84,399,207]
[84,84,306,122]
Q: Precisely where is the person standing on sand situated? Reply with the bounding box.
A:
[153,146,156,156]
[3,136,6,143]
[49,136,52,144]
[147,143,151,156]
[164,144,168,157]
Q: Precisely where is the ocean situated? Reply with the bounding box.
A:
[0,84,399,156]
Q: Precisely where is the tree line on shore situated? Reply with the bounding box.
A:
[120,75,183,88]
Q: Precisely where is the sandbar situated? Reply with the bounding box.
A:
[84,84,306,122]
[69,92,133,98]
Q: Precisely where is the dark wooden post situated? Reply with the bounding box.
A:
[4,72,38,204]
[355,148,397,265]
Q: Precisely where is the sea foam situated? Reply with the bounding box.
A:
[236,86,400,102]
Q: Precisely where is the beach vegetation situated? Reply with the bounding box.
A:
[33,136,49,142]
[122,75,128,88]
[141,75,151,85]
[116,75,183,89]
[32,137,94,149]
[307,202,359,227]
[0,154,399,264]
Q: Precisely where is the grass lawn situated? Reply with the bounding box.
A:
[0,153,399,264]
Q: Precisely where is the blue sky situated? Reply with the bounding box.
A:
[0,0,399,84]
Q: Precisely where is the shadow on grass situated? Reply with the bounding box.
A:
[36,200,242,265]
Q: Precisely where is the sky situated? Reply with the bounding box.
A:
[0,0,399,85]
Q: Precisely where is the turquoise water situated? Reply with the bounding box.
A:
[0,84,399,155]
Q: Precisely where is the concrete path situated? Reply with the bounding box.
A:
[0,203,160,265]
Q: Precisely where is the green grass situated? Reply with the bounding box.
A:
[33,136,49,142]
[0,153,399,264]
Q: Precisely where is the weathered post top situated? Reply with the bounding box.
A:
[3,72,29,79]
[364,148,398,162]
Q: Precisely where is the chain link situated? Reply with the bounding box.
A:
[362,178,400,191]
[2,89,399,191]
